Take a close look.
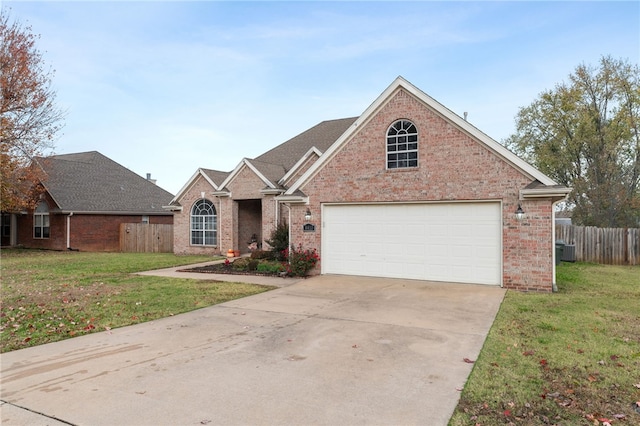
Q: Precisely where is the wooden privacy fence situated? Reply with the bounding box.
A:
[555,224,640,265]
[119,223,173,253]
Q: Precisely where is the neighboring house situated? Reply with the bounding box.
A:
[167,77,571,291]
[554,210,573,226]
[5,151,174,251]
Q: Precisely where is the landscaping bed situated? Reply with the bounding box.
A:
[179,246,319,278]
[179,258,289,277]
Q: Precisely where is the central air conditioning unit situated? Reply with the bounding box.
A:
[562,244,576,262]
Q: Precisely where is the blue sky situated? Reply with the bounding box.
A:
[5,1,639,195]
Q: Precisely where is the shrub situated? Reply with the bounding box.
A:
[286,244,320,277]
[247,259,259,271]
[256,261,286,274]
[250,250,274,260]
[232,258,250,270]
[266,223,289,261]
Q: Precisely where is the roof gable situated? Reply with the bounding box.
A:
[218,118,356,191]
[218,159,279,192]
[285,76,560,196]
[254,117,357,172]
[36,151,175,214]
[279,146,322,186]
[170,168,228,204]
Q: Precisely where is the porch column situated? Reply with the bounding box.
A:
[218,197,235,253]
[261,195,277,249]
[10,213,18,246]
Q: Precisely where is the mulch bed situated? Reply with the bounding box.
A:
[178,263,286,277]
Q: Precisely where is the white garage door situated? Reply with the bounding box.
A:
[322,202,501,285]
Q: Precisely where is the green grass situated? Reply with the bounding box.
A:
[0,249,276,352]
[450,263,640,425]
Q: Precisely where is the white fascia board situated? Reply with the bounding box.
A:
[285,79,401,195]
[244,159,277,189]
[162,205,183,212]
[275,195,309,204]
[399,79,559,186]
[261,188,285,195]
[217,161,246,190]
[520,187,572,199]
[285,76,558,195]
[218,159,277,191]
[279,147,323,185]
[170,168,219,204]
[56,210,174,215]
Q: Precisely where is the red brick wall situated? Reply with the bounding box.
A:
[16,209,67,251]
[292,88,555,291]
[176,167,292,255]
[70,214,172,252]
[228,164,266,199]
[17,211,172,252]
[173,176,221,255]
[261,195,279,250]
[282,153,319,187]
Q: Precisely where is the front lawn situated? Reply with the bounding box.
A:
[0,249,275,353]
[450,263,640,425]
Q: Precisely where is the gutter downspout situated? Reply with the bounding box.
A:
[551,201,561,292]
[287,204,292,261]
[66,212,73,249]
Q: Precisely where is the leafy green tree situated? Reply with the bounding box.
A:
[505,56,639,227]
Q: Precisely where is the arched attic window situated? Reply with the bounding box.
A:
[387,119,418,169]
[190,199,217,246]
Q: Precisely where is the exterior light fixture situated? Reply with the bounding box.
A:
[515,204,525,221]
[305,209,312,221]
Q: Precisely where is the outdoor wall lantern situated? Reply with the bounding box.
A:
[305,209,312,221]
[515,204,525,221]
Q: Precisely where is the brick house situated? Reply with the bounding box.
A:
[168,77,570,291]
[4,151,174,251]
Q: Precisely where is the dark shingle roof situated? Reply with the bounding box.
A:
[200,169,230,187]
[36,151,174,214]
[253,117,357,172]
[246,159,287,188]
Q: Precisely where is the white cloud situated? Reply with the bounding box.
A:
[5,0,638,194]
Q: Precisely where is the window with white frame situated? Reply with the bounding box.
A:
[190,199,217,246]
[386,119,418,169]
[34,201,50,238]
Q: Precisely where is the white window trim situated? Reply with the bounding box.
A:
[34,202,50,239]
[190,199,217,246]
[386,119,418,169]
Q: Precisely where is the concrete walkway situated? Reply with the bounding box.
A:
[1,269,505,426]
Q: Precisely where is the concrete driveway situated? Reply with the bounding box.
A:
[1,275,505,426]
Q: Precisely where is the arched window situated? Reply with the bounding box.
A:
[34,201,50,239]
[190,199,217,246]
[387,119,418,169]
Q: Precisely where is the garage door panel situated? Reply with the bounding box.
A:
[323,203,501,285]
